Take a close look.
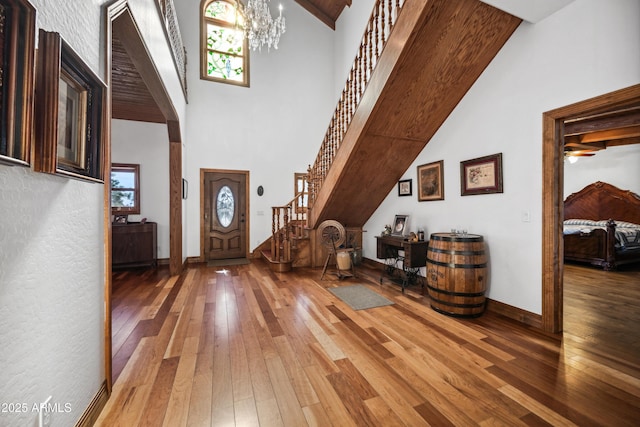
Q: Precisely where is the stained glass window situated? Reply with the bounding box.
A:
[201,0,248,86]
[216,185,235,227]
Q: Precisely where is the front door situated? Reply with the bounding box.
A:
[203,170,248,260]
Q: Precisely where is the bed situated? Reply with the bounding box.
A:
[563,181,640,270]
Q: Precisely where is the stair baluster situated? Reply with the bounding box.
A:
[308,0,406,208]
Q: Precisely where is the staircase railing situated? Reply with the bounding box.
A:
[270,190,309,263]
[157,0,188,97]
[308,0,406,206]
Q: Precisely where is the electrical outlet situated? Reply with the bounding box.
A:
[39,396,52,427]
[522,210,531,222]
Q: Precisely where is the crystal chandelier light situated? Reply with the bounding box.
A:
[239,0,286,51]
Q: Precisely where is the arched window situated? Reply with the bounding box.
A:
[201,0,249,86]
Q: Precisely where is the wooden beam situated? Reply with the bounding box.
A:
[170,138,183,276]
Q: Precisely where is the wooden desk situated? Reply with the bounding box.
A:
[375,235,428,292]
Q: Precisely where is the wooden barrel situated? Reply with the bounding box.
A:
[426,233,488,318]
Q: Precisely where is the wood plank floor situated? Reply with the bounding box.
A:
[95,260,640,426]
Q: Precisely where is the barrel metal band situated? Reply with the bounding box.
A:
[428,247,485,256]
[428,294,485,308]
[426,259,487,269]
[431,234,483,242]
[426,284,485,297]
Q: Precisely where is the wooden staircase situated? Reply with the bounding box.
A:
[262,0,522,270]
[259,191,311,272]
[307,0,522,229]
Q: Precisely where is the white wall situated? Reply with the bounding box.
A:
[0,1,188,425]
[112,120,171,259]
[175,0,336,254]
[364,0,640,315]
[564,144,640,198]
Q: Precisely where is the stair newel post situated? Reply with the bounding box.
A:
[271,207,277,261]
[283,206,291,262]
[307,165,314,210]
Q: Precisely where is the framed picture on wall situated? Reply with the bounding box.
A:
[398,179,412,196]
[0,0,36,166]
[417,160,444,201]
[460,153,503,196]
[33,30,106,182]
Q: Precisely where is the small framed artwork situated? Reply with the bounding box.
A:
[113,215,128,224]
[417,160,444,201]
[391,214,409,236]
[33,30,106,182]
[182,178,188,199]
[460,153,503,196]
[398,179,412,196]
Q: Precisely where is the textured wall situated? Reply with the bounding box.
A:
[0,0,106,424]
[0,0,187,425]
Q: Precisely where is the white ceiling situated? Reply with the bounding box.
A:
[480,0,576,23]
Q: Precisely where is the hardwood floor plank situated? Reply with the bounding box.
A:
[255,397,285,427]
[98,261,640,427]
[139,357,179,427]
[265,356,308,426]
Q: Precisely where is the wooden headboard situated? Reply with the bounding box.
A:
[564,181,640,224]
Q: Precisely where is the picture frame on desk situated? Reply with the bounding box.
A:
[391,214,409,237]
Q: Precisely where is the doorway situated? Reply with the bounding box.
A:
[201,169,250,260]
[541,84,640,333]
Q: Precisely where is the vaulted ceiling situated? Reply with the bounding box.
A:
[111,0,351,123]
[294,0,351,29]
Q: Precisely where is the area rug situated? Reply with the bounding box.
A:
[328,285,394,311]
[207,258,251,267]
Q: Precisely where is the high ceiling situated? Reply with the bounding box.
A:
[111,0,352,123]
[294,0,352,29]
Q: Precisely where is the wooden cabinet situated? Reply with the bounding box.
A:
[112,222,157,268]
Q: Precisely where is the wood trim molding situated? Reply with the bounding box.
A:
[74,381,108,427]
[170,140,183,275]
[485,299,542,329]
[541,84,640,333]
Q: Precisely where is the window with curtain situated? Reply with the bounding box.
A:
[201,0,249,86]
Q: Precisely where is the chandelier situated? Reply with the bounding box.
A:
[238,0,286,51]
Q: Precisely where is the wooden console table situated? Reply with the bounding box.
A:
[375,235,428,292]
[112,222,157,269]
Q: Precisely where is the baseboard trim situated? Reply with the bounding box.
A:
[485,298,542,329]
[75,380,109,427]
[362,257,542,329]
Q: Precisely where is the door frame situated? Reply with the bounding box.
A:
[105,0,184,392]
[200,168,250,261]
[541,84,640,333]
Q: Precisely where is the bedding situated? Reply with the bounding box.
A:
[563,181,640,269]
[563,219,640,251]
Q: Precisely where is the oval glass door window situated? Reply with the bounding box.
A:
[216,185,235,227]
